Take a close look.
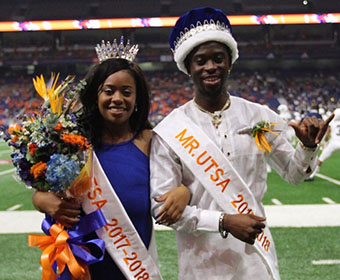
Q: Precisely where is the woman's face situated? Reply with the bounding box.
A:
[97,70,137,128]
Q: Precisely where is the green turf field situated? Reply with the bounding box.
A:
[1,228,340,280]
[1,141,340,279]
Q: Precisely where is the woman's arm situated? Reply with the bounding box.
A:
[154,185,191,225]
[32,191,81,228]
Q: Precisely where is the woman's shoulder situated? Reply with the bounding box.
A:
[134,129,153,157]
[140,128,153,140]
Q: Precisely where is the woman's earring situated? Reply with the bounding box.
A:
[134,104,138,112]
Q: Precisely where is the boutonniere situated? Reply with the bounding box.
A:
[251,121,280,154]
[238,121,280,154]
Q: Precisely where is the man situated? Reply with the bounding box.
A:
[302,104,323,121]
[277,104,296,145]
[307,107,340,180]
[150,7,334,279]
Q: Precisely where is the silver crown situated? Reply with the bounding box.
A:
[172,19,231,52]
[95,36,139,63]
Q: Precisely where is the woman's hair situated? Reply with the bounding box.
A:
[79,58,152,148]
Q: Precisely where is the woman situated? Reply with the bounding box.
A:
[33,55,190,279]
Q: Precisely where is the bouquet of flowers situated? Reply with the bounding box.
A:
[0,73,106,280]
[1,73,90,194]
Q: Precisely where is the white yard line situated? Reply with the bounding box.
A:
[6,204,23,211]
[0,168,15,176]
[264,204,340,227]
[0,150,10,156]
[271,198,282,205]
[316,173,340,186]
[3,204,340,234]
[322,197,336,204]
[312,260,340,265]
[0,211,45,233]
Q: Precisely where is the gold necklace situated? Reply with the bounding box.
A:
[193,94,231,128]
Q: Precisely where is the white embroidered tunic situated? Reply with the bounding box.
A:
[150,96,318,280]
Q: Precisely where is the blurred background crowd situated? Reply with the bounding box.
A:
[1,69,338,127]
[0,0,339,127]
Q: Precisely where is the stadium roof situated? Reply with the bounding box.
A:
[2,0,339,21]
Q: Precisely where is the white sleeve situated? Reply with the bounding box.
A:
[267,123,319,184]
[150,132,220,235]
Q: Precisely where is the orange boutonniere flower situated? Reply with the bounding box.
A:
[251,121,280,154]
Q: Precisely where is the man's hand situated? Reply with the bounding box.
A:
[223,214,266,245]
[289,113,334,147]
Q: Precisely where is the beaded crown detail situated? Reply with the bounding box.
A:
[171,19,231,53]
[95,36,139,63]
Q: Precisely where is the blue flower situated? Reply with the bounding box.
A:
[11,153,35,185]
[45,154,80,193]
[20,144,27,154]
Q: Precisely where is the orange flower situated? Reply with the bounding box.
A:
[252,121,280,155]
[11,135,19,142]
[8,124,22,135]
[30,161,47,179]
[28,143,37,156]
[54,123,63,131]
[62,134,90,150]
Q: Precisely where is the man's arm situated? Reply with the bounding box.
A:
[150,132,266,244]
[268,113,334,184]
[150,132,219,234]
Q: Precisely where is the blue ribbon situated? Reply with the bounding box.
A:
[41,209,106,280]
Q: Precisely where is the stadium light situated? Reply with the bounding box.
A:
[0,13,339,32]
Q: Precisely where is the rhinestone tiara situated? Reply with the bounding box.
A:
[95,36,139,63]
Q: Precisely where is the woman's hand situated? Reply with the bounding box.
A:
[32,191,81,228]
[154,185,191,225]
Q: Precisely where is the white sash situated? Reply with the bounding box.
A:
[82,152,163,280]
[154,109,280,280]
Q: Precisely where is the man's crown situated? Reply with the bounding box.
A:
[95,36,139,63]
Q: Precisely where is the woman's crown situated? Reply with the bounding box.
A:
[95,36,139,63]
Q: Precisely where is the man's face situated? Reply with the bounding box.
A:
[188,41,231,99]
